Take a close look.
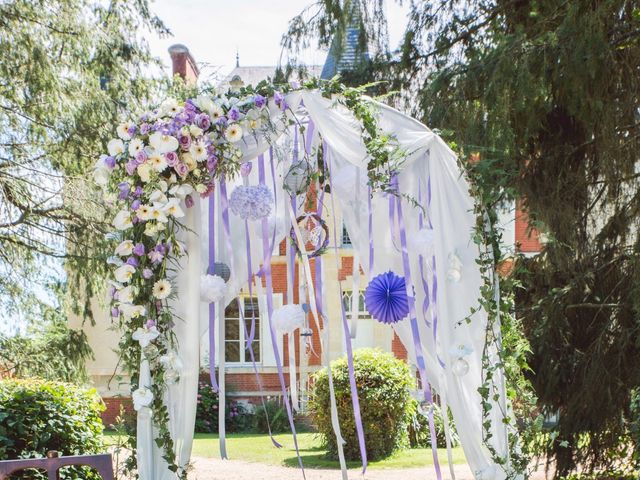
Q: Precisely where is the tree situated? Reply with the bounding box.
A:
[285,1,640,476]
[0,0,169,327]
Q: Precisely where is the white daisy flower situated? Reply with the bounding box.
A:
[189,141,208,162]
[225,124,243,143]
[113,210,132,230]
[107,138,125,156]
[148,153,168,172]
[159,98,182,117]
[136,204,153,221]
[114,264,135,283]
[115,240,134,256]
[210,104,224,120]
[149,132,179,153]
[152,279,172,300]
[128,138,144,157]
[116,122,133,140]
[132,387,154,411]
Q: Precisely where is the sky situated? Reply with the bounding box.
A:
[145,0,410,79]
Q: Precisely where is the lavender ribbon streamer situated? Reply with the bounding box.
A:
[258,154,306,476]
[391,175,442,480]
[207,194,219,392]
[368,185,374,273]
[324,144,368,473]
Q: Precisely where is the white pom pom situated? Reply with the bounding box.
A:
[410,228,435,251]
[272,304,305,333]
[200,274,227,303]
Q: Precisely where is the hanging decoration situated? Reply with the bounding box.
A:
[209,261,231,282]
[364,271,410,324]
[289,213,329,258]
[229,184,273,220]
[410,227,435,252]
[283,160,311,195]
[272,304,306,333]
[447,252,463,283]
[200,274,228,303]
[450,344,473,377]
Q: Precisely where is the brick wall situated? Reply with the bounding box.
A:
[102,397,133,428]
[515,201,542,253]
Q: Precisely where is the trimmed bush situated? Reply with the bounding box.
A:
[0,378,105,478]
[309,348,414,461]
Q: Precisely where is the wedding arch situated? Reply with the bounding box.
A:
[96,79,521,480]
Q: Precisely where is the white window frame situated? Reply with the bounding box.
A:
[224,297,262,365]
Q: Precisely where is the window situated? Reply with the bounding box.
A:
[341,222,352,247]
[341,290,370,319]
[225,298,261,363]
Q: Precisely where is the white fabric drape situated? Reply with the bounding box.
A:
[142,90,516,480]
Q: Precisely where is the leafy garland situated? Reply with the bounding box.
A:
[96,78,407,477]
[462,153,541,479]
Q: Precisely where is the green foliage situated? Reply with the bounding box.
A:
[309,348,414,461]
[253,399,289,434]
[194,381,254,434]
[407,399,459,449]
[0,317,92,383]
[0,0,168,323]
[0,378,105,479]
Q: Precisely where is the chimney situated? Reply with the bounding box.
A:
[168,44,199,85]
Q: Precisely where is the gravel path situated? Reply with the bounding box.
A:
[190,457,550,480]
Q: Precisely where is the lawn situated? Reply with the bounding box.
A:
[104,431,466,469]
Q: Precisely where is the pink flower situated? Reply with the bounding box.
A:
[165,151,179,167]
[175,162,189,178]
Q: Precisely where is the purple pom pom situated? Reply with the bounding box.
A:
[364,271,410,324]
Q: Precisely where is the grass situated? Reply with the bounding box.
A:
[104,431,466,469]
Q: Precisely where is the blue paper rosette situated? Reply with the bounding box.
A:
[364,271,410,324]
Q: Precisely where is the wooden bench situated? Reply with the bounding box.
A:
[0,451,113,480]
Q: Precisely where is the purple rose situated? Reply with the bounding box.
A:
[125,256,138,267]
[140,123,151,135]
[254,94,266,108]
[185,99,196,111]
[118,182,130,200]
[132,243,145,256]
[228,108,240,122]
[185,194,194,208]
[165,151,179,167]
[196,113,211,130]
[179,134,192,151]
[111,307,120,318]
[127,125,137,136]
[216,116,228,127]
[131,199,141,211]
[125,160,137,176]
[135,150,147,165]
[142,268,154,279]
[104,156,116,169]
[175,162,189,177]
[183,109,196,123]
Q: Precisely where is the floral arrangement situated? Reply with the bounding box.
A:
[95,88,282,478]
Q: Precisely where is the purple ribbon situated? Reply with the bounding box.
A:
[368,185,374,273]
[324,144,368,473]
[391,175,442,480]
[258,153,306,476]
[208,193,219,392]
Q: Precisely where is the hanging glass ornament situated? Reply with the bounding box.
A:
[447,252,463,283]
[283,161,311,195]
[452,357,470,376]
[364,271,410,324]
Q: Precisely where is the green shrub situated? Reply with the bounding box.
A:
[0,378,105,479]
[195,381,253,433]
[309,348,414,461]
[407,399,459,449]
[254,398,289,434]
